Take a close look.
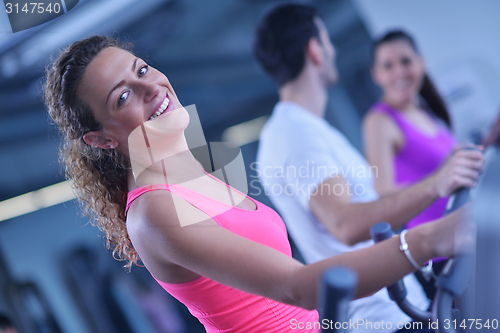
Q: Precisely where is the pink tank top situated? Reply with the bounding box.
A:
[370,102,457,229]
[126,172,319,332]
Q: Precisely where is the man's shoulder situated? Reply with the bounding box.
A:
[260,120,331,157]
[262,107,335,143]
[259,108,353,163]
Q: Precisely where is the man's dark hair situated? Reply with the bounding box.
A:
[253,3,319,87]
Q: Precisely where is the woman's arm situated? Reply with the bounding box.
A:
[127,189,460,310]
[363,111,404,196]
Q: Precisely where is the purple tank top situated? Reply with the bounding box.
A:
[370,102,457,229]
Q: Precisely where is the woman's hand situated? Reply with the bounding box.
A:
[430,147,484,197]
[417,207,474,260]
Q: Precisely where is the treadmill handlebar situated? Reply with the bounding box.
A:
[445,147,482,215]
[319,267,357,332]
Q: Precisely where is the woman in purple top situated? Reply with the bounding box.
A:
[363,30,500,298]
[364,30,458,228]
[366,100,456,231]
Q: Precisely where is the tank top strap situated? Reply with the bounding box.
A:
[372,101,452,139]
[125,171,258,218]
[126,184,172,213]
[125,182,215,215]
[371,101,410,131]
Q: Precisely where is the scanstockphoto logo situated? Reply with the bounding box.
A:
[4,0,78,33]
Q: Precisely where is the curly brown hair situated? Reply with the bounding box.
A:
[44,36,138,269]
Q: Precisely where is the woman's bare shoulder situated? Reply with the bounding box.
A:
[126,189,216,235]
[363,109,402,141]
[364,108,397,128]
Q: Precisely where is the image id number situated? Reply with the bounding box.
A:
[5,2,61,14]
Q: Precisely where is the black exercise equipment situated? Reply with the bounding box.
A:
[370,184,474,330]
[432,147,481,333]
[370,146,492,333]
[318,267,357,333]
[370,222,433,322]
[471,147,500,329]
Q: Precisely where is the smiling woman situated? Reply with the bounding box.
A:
[43,34,466,333]
[363,30,457,228]
[78,46,187,154]
[361,30,500,300]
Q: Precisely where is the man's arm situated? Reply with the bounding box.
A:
[310,149,483,246]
